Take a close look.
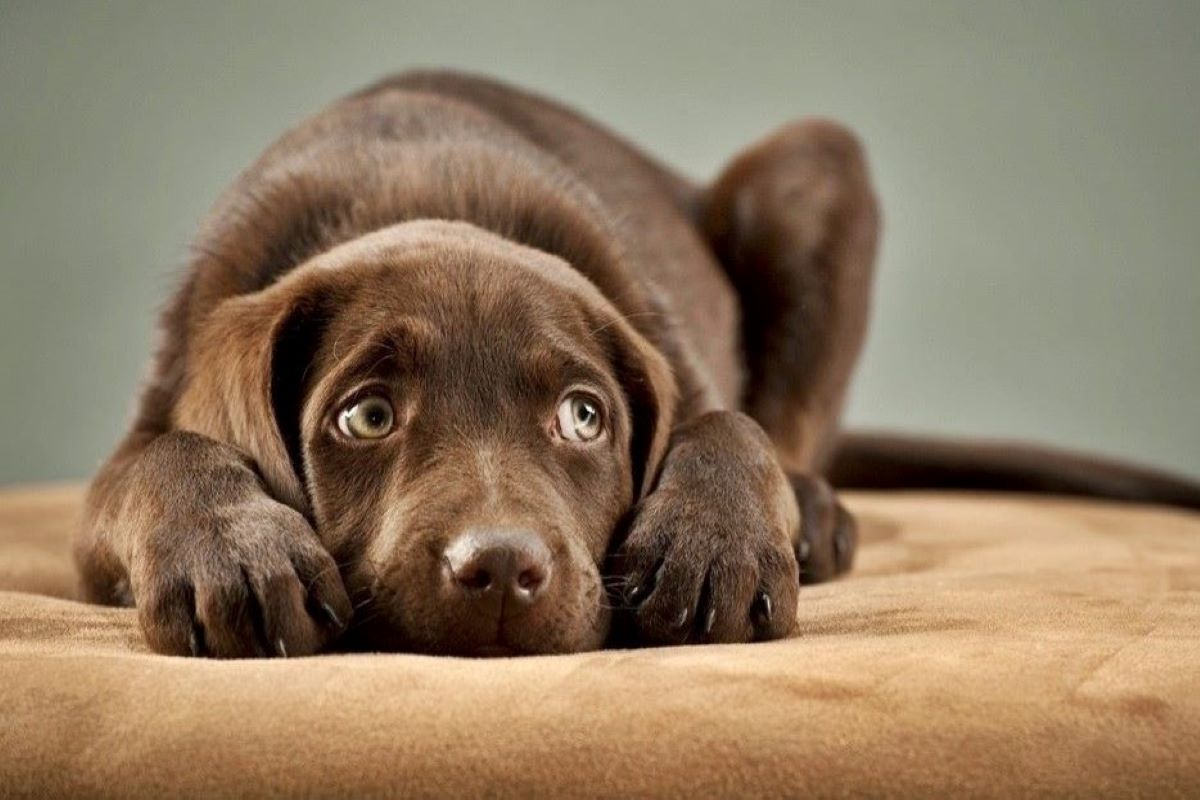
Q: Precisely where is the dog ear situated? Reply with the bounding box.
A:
[597,315,678,500]
[173,274,331,514]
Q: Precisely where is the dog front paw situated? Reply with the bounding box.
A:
[131,497,352,658]
[610,412,800,645]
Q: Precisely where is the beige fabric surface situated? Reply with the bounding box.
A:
[1,484,1198,797]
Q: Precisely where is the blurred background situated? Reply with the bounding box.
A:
[1,1,1197,484]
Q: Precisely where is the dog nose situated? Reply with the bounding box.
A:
[442,528,553,606]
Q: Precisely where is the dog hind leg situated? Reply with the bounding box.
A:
[701,119,880,582]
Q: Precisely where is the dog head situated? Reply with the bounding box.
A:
[175,220,676,655]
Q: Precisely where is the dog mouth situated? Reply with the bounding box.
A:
[345,549,611,656]
[344,589,580,656]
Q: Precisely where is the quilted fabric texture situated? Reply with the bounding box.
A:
[1,485,1198,797]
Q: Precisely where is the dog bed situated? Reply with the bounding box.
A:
[1,485,1197,796]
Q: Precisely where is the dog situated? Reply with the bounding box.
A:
[75,71,1200,658]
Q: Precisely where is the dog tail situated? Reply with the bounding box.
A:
[826,431,1200,511]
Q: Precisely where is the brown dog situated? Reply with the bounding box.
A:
[75,71,1200,658]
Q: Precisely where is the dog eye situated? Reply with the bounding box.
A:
[555,393,604,442]
[337,395,395,439]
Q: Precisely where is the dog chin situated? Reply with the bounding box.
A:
[342,605,611,657]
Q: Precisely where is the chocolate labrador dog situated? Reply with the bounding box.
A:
[75,71,1200,658]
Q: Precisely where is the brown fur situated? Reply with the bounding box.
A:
[72,70,884,656]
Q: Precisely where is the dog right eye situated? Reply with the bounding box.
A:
[337,395,396,440]
[554,392,605,443]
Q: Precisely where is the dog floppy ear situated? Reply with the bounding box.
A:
[174,273,330,515]
[597,316,678,500]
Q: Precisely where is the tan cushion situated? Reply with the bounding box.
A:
[1,485,1198,796]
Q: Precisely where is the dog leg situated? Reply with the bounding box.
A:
[611,411,801,645]
[76,430,352,657]
[701,119,879,582]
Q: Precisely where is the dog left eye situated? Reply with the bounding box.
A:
[555,393,604,442]
[337,395,395,439]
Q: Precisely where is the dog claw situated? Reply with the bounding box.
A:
[626,560,667,606]
[753,591,773,624]
[321,602,345,631]
[674,607,689,629]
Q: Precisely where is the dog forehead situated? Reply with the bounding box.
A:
[320,262,590,355]
[308,251,611,388]
[305,219,613,335]
[310,219,577,285]
[302,218,623,316]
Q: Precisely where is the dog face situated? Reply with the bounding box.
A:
[176,221,675,655]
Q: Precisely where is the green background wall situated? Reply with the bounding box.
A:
[2,1,1197,484]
